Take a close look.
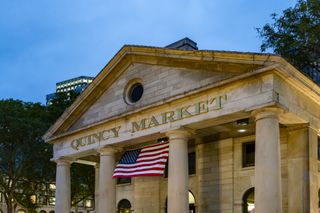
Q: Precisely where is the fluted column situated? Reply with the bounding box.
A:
[253,108,283,213]
[166,129,191,213]
[95,163,100,212]
[97,147,117,213]
[54,158,71,213]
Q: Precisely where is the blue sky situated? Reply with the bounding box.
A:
[0,0,296,103]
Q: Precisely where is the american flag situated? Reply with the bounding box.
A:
[113,142,169,178]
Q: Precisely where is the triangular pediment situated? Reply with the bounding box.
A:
[43,45,282,142]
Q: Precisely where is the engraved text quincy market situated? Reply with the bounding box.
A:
[71,95,226,150]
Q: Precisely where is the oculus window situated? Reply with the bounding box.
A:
[124,80,144,105]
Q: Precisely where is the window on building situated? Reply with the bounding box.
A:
[48,197,55,206]
[117,199,132,213]
[85,199,93,208]
[188,152,196,175]
[37,196,47,205]
[39,210,47,213]
[242,188,255,213]
[30,194,37,204]
[117,178,131,185]
[318,136,320,160]
[242,142,255,167]
[164,152,196,178]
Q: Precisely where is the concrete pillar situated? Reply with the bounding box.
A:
[253,108,283,213]
[166,129,191,213]
[287,127,310,212]
[95,163,100,212]
[308,127,319,213]
[54,158,71,213]
[97,147,117,213]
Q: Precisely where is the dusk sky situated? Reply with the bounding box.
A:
[0,0,296,104]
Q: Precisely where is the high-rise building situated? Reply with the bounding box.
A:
[46,76,94,105]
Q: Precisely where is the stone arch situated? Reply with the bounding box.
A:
[117,199,132,213]
[242,187,255,213]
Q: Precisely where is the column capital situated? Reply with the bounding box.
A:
[166,128,192,141]
[52,157,73,166]
[97,146,122,156]
[251,107,284,121]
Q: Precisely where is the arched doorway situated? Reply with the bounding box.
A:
[242,187,255,213]
[165,191,196,213]
[189,191,196,213]
[117,199,132,213]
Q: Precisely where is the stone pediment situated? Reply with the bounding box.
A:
[43,45,281,142]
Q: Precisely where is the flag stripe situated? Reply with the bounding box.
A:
[116,158,167,168]
[114,164,165,172]
[113,142,169,178]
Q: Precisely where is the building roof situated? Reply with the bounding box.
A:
[43,43,320,143]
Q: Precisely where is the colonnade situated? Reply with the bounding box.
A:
[53,108,292,213]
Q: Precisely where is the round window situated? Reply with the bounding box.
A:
[125,81,144,104]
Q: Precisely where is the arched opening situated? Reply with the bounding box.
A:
[39,211,47,213]
[49,211,55,213]
[17,210,26,213]
[189,191,196,213]
[242,187,255,213]
[165,191,196,213]
[318,189,320,210]
[117,199,132,213]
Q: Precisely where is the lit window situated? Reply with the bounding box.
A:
[49,183,56,190]
[30,195,37,204]
[243,142,255,167]
[85,199,93,208]
[48,197,55,206]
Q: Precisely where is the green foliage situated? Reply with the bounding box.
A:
[0,91,94,212]
[257,0,320,77]
[47,90,80,123]
[71,164,95,206]
[0,99,54,212]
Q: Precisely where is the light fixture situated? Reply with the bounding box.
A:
[157,137,169,143]
[237,129,247,133]
[236,118,249,126]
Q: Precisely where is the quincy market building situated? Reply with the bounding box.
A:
[43,39,320,213]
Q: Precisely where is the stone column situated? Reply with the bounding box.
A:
[95,163,100,212]
[287,127,309,212]
[54,158,71,213]
[97,147,117,213]
[253,108,283,213]
[308,127,319,212]
[166,129,191,213]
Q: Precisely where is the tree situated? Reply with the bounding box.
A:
[0,99,54,213]
[257,0,320,83]
[0,91,95,213]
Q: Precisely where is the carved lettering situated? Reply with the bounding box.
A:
[148,116,160,128]
[161,111,175,124]
[132,119,146,133]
